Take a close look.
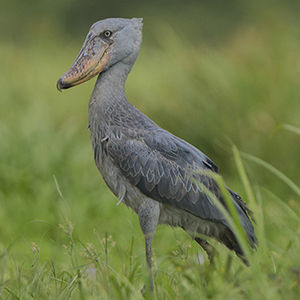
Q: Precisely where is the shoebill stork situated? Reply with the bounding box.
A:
[57,18,256,289]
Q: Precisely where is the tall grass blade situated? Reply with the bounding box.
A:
[232,146,270,260]
[241,152,300,197]
[282,124,300,137]
[232,146,257,209]
[261,187,300,222]
[215,176,250,252]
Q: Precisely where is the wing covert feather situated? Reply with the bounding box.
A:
[106,128,227,223]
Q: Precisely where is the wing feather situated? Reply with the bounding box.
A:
[105,128,228,223]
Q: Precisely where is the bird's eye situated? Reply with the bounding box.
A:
[103,30,112,38]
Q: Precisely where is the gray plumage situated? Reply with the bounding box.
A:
[57,17,256,289]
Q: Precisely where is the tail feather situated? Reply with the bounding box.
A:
[221,188,257,264]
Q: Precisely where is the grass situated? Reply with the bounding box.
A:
[1,14,300,299]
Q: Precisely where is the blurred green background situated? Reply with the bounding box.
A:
[1,0,300,298]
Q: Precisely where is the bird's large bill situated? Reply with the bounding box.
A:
[56,35,111,91]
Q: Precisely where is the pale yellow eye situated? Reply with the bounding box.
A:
[103,30,112,38]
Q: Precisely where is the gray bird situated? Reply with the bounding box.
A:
[57,17,256,289]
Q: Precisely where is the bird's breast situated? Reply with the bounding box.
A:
[89,124,145,213]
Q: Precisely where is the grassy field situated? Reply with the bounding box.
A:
[1,14,300,299]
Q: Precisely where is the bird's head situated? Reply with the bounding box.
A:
[57,17,143,91]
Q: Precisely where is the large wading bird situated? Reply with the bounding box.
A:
[57,18,256,289]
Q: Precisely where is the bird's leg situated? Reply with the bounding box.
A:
[138,199,160,292]
[145,233,154,290]
[195,237,217,264]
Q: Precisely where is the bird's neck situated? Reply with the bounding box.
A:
[90,61,132,105]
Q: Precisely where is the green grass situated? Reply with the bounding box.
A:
[1,16,300,299]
